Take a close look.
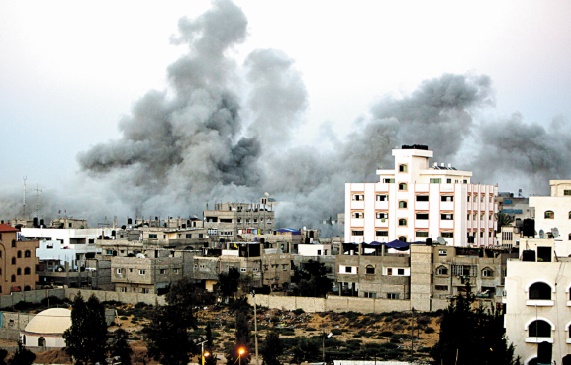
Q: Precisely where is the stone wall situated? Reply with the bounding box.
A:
[250,294,416,314]
[65,288,166,306]
[0,288,66,309]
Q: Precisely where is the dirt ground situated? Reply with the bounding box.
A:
[22,305,440,364]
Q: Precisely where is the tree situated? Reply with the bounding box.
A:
[218,268,240,303]
[63,292,108,364]
[7,340,35,365]
[144,277,199,365]
[431,281,520,365]
[226,310,251,365]
[495,213,515,233]
[204,323,218,365]
[109,328,133,365]
[260,331,283,365]
[294,260,332,297]
[0,348,8,365]
[290,337,320,364]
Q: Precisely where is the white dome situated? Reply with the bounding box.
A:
[24,308,71,335]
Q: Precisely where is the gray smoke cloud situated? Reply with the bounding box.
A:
[2,0,568,235]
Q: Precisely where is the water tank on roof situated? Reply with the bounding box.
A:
[522,250,535,262]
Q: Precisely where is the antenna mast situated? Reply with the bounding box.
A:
[22,176,27,219]
[34,184,42,218]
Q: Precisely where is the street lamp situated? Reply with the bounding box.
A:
[237,346,246,365]
[322,332,333,364]
[203,350,210,365]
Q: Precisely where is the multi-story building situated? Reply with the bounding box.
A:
[203,198,275,241]
[0,224,39,293]
[504,238,571,365]
[111,255,183,294]
[529,180,571,256]
[345,144,497,246]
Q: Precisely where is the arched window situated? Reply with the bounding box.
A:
[529,282,551,300]
[16,268,21,275]
[399,164,407,172]
[17,251,21,258]
[11,257,16,265]
[482,268,494,277]
[399,218,407,226]
[11,240,15,248]
[398,183,408,191]
[38,337,45,347]
[436,266,448,275]
[365,265,375,274]
[544,210,554,219]
[24,285,31,291]
[24,250,31,258]
[398,236,407,242]
[399,201,408,209]
[11,275,16,283]
[528,320,551,338]
[24,267,31,275]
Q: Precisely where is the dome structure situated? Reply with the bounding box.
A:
[21,308,71,348]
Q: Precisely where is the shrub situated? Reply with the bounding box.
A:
[424,327,435,334]
[292,308,305,315]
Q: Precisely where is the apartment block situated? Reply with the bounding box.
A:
[0,224,39,293]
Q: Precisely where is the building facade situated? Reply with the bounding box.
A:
[345,145,497,246]
[0,224,39,293]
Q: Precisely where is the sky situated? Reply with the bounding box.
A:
[1,0,570,231]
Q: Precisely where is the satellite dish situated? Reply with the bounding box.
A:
[264,192,270,197]
[539,229,545,239]
[436,237,446,245]
[552,227,560,238]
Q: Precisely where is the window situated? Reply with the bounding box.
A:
[397,268,405,275]
[139,269,146,275]
[159,269,166,275]
[240,268,247,272]
[24,267,31,275]
[148,234,157,239]
[366,265,375,274]
[398,236,407,242]
[441,214,453,220]
[11,257,16,265]
[142,288,150,294]
[282,264,288,271]
[446,178,452,183]
[119,287,127,293]
[17,268,21,275]
[440,196,453,202]
[544,210,554,219]
[399,164,407,172]
[529,282,551,300]
[387,293,400,299]
[416,195,429,201]
[398,183,408,191]
[352,230,364,236]
[173,268,179,274]
[565,190,571,196]
[352,212,364,219]
[436,266,448,275]
[467,195,471,202]
[11,240,16,248]
[399,201,408,208]
[438,249,447,256]
[441,232,453,238]
[11,275,15,282]
[376,212,388,219]
[482,268,494,277]
[398,219,407,226]
[376,231,388,237]
[364,292,377,298]
[387,268,392,275]
[383,178,395,183]
[376,194,388,201]
[24,250,31,258]
[352,194,364,201]
[116,268,123,274]
[430,178,441,183]
[416,213,429,220]
[345,266,352,273]
[529,320,551,338]
[17,251,22,258]
[452,265,476,277]
[416,231,429,238]
[435,285,448,291]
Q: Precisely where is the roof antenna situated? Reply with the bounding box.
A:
[22,176,27,219]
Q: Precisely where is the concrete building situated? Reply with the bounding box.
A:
[529,180,571,256]
[111,255,183,294]
[21,308,71,348]
[203,198,275,241]
[504,238,571,365]
[0,224,39,293]
[345,144,497,246]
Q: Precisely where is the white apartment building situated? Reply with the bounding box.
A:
[504,238,571,365]
[529,180,571,256]
[345,145,497,246]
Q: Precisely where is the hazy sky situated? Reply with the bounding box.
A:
[1,0,570,226]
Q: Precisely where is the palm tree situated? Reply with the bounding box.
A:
[495,212,515,233]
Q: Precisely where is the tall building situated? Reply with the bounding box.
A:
[529,180,571,256]
[344,145,497,246]
[0,224,39,293]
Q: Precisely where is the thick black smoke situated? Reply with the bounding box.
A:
[3,0,568,234]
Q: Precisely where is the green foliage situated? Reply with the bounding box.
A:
[431,282,520,365]
[293,260,332,297]
[290,337,320,364]
[63,292,108,365]
[109,328,133,365]
[218,268,240,303]
[292,308,304,315]
[144,277,199,365]
[260,331,283,365]
[8,340,36,365]
[226,311,251,365]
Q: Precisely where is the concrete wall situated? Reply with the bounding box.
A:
[0,288,65,309]
[65,288,165,306]
[249,294,418,314]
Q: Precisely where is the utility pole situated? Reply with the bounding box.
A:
[252,290,259,365]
